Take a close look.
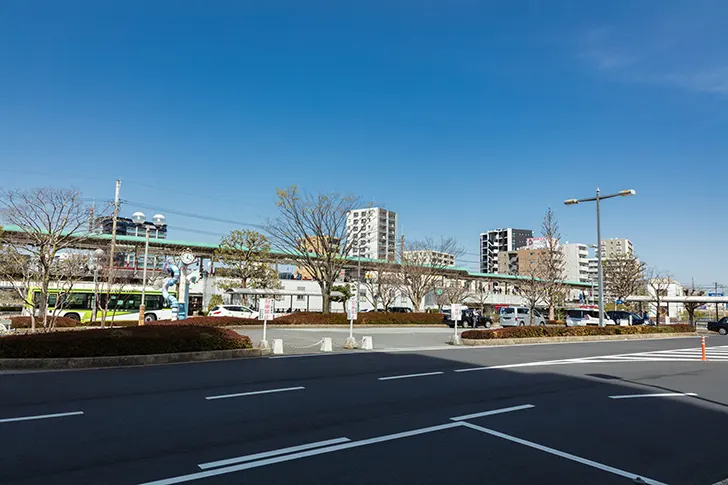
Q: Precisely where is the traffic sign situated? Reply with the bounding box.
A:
[615,299,623,305]
[259,298,275,321]
[451,303,462,321]
[346,297,358,320]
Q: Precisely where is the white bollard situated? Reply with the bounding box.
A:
[320,337,333,352]
[272,339,284,355]
[361,336,373,350]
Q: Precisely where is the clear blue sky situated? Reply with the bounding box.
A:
[1,1,726,285]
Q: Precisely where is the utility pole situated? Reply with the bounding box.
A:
[104,180,121,326]
[716,282,720,322]
[400,234,405,263]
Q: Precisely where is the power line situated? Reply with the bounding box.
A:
[122,200,267,230]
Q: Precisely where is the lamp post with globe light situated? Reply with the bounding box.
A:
[131,212,166,325]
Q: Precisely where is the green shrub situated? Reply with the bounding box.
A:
[461,324,694,340]
[0,325,252,358]
[9,316,79,329]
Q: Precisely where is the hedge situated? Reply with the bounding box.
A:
[148,316,260,327]
[461,324,695,340]
[9,316,79,329]
[0,325,252,358]
[272,312,443,325]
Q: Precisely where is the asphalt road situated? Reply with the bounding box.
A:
[2,335,728,484]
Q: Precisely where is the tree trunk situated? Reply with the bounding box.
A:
[320,282,331,314]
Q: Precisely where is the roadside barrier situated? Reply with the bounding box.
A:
[361,336,373,350]
[701,336,707,361]
[272,339,284,355]
[320,337,333,352]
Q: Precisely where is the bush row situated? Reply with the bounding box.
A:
[461,324,695,340]
[9,316,80,329]
[147,312,443,326]
[0,325,252,358]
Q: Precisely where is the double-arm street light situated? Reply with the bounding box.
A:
[132,212,166,325]
[564,188,636,327]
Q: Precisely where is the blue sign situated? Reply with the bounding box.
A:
[615,299,623,305]
[708,292,724,297]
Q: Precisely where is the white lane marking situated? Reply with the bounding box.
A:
[0,411,84,424]
[609,393,698,400]
[205,386,305,401]
[450,404,535,421]
[198,437,351,469]
[377,371,444,381]
[138,422,462,485]
[460,421,668,485]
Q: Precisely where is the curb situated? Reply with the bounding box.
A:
[461,332,697,346]
[0,347,271,370]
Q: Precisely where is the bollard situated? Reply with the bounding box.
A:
[272,339,284,355]
[701,336,707,361]
[361,336,373,350]
[320,337,333,352]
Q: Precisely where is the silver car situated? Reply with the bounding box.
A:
[499,307,546,326]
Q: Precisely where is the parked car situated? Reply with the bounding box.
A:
[707,317,728,335]
[443,308,493,328]
[499,307,546,326]
[209,305,259,319]
[606,310,650,325]
[566,309,617,326]
[388,306,413,313]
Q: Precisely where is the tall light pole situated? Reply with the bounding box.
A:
[565,189,635,327]
[132,212,165,325]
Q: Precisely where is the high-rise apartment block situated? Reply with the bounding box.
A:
[346,207,397,261]
[600,238,634,258]
[480,228,532,273]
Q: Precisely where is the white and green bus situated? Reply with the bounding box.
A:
[24,286,176,323]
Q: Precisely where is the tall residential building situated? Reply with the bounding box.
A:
[480,228,532,274]
[561,243,590,283]
[600,238,634,259]
[346,207,397,261]
[403,250,455,267]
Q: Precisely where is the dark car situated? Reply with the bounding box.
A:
[707,317,728,335]
[606,311,651,325]
[388,306,413,313]
[443,308,492,329]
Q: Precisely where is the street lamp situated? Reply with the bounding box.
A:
[564,188,635,327]
[132,212,166,325]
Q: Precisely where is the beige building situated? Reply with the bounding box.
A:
[497,250,519,274]
[403,249,455,267]
[600,238,634,259]
[516,248,548,276]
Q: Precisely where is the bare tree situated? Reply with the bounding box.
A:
[0,188,94,332]
[645,268,672,325]
[682,286,705,327]
[398,238,464,311]
[266,186,371,314]
[215,229,280,291]
[517,261,547,325]
[435,277,472,309]
[539,208,566,321]
[603,253,646,305]
[362,270,399,311]
[470,280,492,313]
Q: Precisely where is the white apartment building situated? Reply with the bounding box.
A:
[561,243,590,283]
[346,207,397,261]
[403,249,455,267]
[480,228,532,274]
[600,238,634,259]
[586,257,599,283]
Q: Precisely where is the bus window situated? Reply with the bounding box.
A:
[145,295,163,310]
[47,293,57,308]
[64,293,88,310]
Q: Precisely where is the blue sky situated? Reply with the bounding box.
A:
[1,1,727,285]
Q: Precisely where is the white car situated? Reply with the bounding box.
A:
[565,309,617,326]
[499,307,547,326]
[209,305,259,319]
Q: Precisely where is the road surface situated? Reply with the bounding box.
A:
[1,336,727,484]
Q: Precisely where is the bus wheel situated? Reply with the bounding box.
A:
[65,313,81,321]
[144,313,157,322]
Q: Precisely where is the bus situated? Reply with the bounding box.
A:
[24,286,176,323]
